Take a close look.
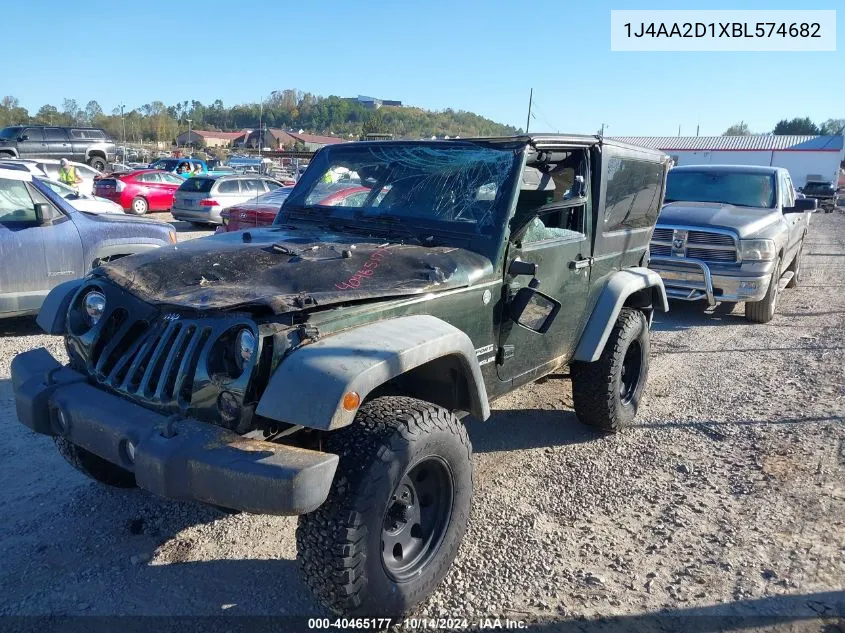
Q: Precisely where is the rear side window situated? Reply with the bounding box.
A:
[0,178,37,224]
[136,172,162,184]
[604,157,665,232]
[44,128,69,141]
[179,178,215,193]
[216,180,241,194]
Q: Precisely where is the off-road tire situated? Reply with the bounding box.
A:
[128,196,148,215]
[786,243,803,288]
[296,396,473,617]
[88,156,107,172]
[570,308,649,433]
[55,437,136,487]
[745,257,781,323]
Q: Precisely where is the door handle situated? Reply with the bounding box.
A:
[569,257,594,270]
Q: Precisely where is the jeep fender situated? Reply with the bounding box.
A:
[255,315,491,431]
[36,279,83,335]
[573,267,668,363]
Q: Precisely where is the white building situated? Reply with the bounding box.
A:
[610,135,845,187]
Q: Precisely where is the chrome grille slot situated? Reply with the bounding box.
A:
[651,228,673,242]
[687,247,736,262]
[688,231,734,247]
[650,244,671,257]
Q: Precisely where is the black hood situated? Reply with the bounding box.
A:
[98,226,494,313]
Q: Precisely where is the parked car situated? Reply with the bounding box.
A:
[216,186,295,233]
[649,164,816,323]
[216,183,385,233]
[800,180,839,212]
[171,174,283,225]
[93,169,185,215]
[39,179,124,214]
[23,159,102,196]
[0,159,49,178]
[0,166,175,318]
[149,158,231,178]
[0,125,115,170]
[10,135,670,616]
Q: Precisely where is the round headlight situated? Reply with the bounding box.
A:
[235,329,256,370]
[84,291,106,326]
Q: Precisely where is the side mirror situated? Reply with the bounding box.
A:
[18,135,28,141]
[786,198,817,213]
[34,203,53,225]
[798,187,804,192]
[508,258,538,277]
[509,287,561,334]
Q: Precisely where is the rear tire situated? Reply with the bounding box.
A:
[745,257,781,323]
[296,396,472,617]
[570,308,650,433]
[88,156,107,172]
[128,196,148,215]
[55,437,136,488]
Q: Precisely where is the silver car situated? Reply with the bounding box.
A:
[171,175,283,225]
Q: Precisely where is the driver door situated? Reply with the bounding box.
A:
[497,162,593,385]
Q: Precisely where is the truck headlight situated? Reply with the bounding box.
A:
[738,239,776,262]
[234,329,256,371]
[84,291,106,326]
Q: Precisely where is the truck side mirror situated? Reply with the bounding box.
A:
[509,287,561,334]
[786,198,817,213]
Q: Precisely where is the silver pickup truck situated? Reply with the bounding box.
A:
[649,165,816,323]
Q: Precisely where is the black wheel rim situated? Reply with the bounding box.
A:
[381,456,454,582]
[619,340,643,405]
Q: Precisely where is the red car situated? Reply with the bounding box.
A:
[217,185,374,233]
[93,169,185,215]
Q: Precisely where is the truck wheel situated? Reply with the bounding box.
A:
[128,196,148,215]
[786,244,803,288]
[88,156,107,172]
[296,396,473,617]
[745,257,781,323]
[570,308,649,433]
[55,437,136,488]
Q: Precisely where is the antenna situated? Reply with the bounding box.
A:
[526,88,533,133]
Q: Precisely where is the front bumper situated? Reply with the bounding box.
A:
[649,256,772,305]
[12,347,338,515]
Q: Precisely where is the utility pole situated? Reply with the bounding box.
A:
[525,88,533,133]
[119,104,126,164]
[258,98,263,157]
[186,118,192,154]
[600,123,608,137]
[678,124,681,137]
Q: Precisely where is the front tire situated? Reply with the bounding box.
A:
[55,437,136,488]
[570,308,650,433]
[745,257,781,323]
[128,196,149,215]
[296,396,473,617]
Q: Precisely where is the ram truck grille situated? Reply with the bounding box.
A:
[651,227,738,263]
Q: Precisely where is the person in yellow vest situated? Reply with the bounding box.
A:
[58,159,83,193]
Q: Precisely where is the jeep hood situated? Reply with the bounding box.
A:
[657,202,780,238]
[97,226,494,313]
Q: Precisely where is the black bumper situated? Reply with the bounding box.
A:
[12,348,338,515]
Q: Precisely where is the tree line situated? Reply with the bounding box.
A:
[0,90,520,144]
[723,117,844,136]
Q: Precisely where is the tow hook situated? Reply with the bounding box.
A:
[161,414,183,438]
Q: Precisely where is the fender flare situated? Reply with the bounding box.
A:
[255,315,491,431]
[36,279,83,335]
[572,267,668,363]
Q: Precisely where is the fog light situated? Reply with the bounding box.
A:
[739,280,760,290]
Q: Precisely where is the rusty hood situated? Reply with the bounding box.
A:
[97,226,494,313]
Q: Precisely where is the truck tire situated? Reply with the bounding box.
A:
[786,243,803,288]
[296,396,473,617]
[570,308,649,433]
[128,196,148,215]
[88,156,107,172]
[745,257,781,323]
[54,437,136,488]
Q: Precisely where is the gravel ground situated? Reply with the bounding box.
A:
[0,210,843,629]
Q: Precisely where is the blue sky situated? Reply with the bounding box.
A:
[1,0,840,136]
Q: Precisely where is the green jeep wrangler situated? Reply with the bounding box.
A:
[12,135,670,616]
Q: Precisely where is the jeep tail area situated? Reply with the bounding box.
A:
[12,135,670,616]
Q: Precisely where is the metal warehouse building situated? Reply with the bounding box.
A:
[610,135,844,188]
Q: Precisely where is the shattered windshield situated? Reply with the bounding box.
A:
[277,141,524,254]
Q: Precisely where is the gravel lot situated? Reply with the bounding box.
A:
[0,209,843,628]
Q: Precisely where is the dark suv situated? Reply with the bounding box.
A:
[0,125,116,171]
[12,135,669,617]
